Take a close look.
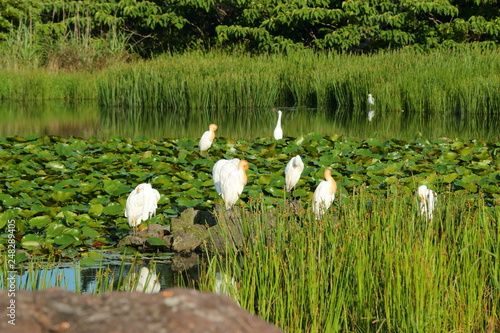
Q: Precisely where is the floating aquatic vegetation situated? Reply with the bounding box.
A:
[0,134,498,258]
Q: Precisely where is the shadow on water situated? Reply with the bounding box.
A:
[0,100,498,141]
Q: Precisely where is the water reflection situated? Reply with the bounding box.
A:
[12,259,195,294]
[0,101,498,141]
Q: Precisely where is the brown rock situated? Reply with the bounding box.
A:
[0,288,283,333]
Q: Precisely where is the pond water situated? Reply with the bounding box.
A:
[4,254,198,294]
[1,101,498,141]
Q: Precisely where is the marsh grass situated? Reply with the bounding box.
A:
[98,48,500,117]
[200,187,499,332]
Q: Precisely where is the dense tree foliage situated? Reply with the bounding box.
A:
[1,0,498,56]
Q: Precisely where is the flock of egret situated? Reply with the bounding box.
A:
[125,105,438,233]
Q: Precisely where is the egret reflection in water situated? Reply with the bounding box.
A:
[368,110,375,122]
[0,100,499,141]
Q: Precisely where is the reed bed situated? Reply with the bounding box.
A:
[0,70,97,101]
[200,188,499,332]
[98,48,500,116]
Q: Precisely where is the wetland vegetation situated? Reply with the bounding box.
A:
[1,133,499,331]
[1,0,499,332]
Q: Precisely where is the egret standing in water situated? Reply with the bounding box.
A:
[125,183,160,234]
[216,160,249,210]
[273,110,283,140]
[418,185,437,221]
[368,93,375,107]
[199,123,218,152]
[312,169,337,220]
[285,155,304,193]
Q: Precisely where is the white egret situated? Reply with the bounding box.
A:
[220,160,249,210]
[199,123,218,152]
[418,185,437,220]
[212,158,240,195]
[312,169,337,220]
[368,93,375,106]
[285,155,304,192]
[125,183,160,234]
[273,110,283,140]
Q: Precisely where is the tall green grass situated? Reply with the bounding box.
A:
[1,45,498,116]
[199,188,499,332]
[0,70,97,101]
[98,48,500,116]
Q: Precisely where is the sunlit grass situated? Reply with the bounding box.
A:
[199,187,500,332]
[98,48,500,116]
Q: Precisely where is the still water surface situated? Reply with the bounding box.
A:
[1,101,498,141]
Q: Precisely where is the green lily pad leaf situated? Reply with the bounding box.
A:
[18,210,38,219]
[79,257,97,267]
[69,140,88,154]
[442,152,458,160]
[103,180,131,196]
[15,251,29,263]
[177,139,196,149]
[459,147,472,156]
[176,171,194,181]
[55,143,73,156]
[76,214,93,224]
[103,203,124,216]
[54,234,76,248]
[29,215,51,228]
[1,195,20,207]
[0,211,17,229]
[443,173,459,183]
[46,161,68,170]
[264,186,282,197]
[186,187,203,198]
[152,175,171,187]
[52,190,75,202]
[292,188,309,198]
[89,203,104,215]
[21,234,42,250]
[385,176,398,184]
[63,228,81,238]
[46,223,66,238]
[177,197,202,207]
[257,175,272,185]
[82,226,101,238]
[146,237,168,246]
[462,174,482,183]
[425,173,437,183]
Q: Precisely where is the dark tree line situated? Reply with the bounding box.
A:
[1,0,498,56]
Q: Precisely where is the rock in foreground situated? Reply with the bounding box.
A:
[0,287,283,333]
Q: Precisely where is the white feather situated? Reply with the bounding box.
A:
[213,159,240,195]
[273,110,283,140]
[418,185,437,220]
[199,124,217,151]
[312,169,337,220]
[368,93,375,106]
[285,155,304,192]
[125,183,160,227]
